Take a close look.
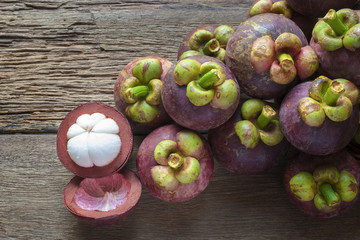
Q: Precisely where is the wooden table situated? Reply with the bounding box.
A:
[1,1,360,239]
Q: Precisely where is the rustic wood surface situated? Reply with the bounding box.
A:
[2,134,360,240]
[0,0,252,133]
[2,1,360,240]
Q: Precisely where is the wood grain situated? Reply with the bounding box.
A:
[0,0,252,133]
[1,134,360,240]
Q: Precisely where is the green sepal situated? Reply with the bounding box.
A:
[179,50,202,60]
[241,99,266,120]
[313,164,340,185]
[297,97,325,127]
[125,100,159,123]
[334,170,358,202]
[336,79,360,105]
[186,81,214,106]
[173,59,201,86]
[132,58,162,84]
[343,24,360,51]
[289,172,317,202]
[176,130,204,158]
[308,76,331,102]
[210,79,238,110]
[174,157,201,184]
[234,120,260,149]
[259,120,284,146]
[188,29,213,51]
[199,61,225,86]
[151,165,179,191]
[146,79,163,106]
[154,140,178,166]
[249,0,272,17]
[213,25,234,48]
[323,95,353,122]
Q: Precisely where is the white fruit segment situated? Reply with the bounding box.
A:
[66,113,121,168]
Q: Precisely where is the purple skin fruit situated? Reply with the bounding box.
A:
[286,0,359,18]
[284,150,360,218]
[114,56,173,135]
[208,99,290,174]
[162,55,240,131]
[310,9,360,88]
[136,124,214,202]
[279,77,359,155]
[225,13,312,100]
[177,24,234,62]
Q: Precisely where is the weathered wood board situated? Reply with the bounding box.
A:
[0,0,252,133]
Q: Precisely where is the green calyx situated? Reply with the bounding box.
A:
[235,99,283,149]
[183,25,234,62]
[151,131,203,192]
[297,76,356,127]
[289,164,358,213]
[120,58,163,123]
[313,8,360,51]
[173,59,238,108]
[249,0,292,19]
[251,32,317,84]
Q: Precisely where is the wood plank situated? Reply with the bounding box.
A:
[1,134,360,239]
[0,0,252,133]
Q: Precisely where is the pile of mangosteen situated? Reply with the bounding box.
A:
[56,0,360,224]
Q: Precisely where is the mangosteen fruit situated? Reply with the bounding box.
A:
[162,55,240,131]
[114,56,173,134]
[64,169,141,225]
[225,13,318,99]
[279,76,359,155]
[347,109,360,159]
[311,8,360,87]
[286,0,359,18]
[284,149,360,218]
[136,124,214,202]
[177,24,234,62]
[208,98,289,174]
[57,102,133,178]
[248,0,317,41]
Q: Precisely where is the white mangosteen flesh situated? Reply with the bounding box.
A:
[74,173,131,211]
[66,113,121,168]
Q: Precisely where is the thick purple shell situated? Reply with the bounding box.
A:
[162,55,240,131]
[208,103,290,174]
[225,13,307,100]
[286,0,359,18]
[136,124,214,202]
[177,24,221,60]
[284,150,360,218]
[279,81,359,155]
[310,38,360,88]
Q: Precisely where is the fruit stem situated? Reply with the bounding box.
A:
[129,85,149,100]
[322,81,345,106]
[202,39,220,55]
[198,69,220,89]
[277,52,294,72]
[167,153,184,169]
[323,9,348,36]
[319,183,341,207]
[256,105,276,130]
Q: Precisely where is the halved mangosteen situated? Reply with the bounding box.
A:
[57,102,133,178]
[64,169,141,225]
